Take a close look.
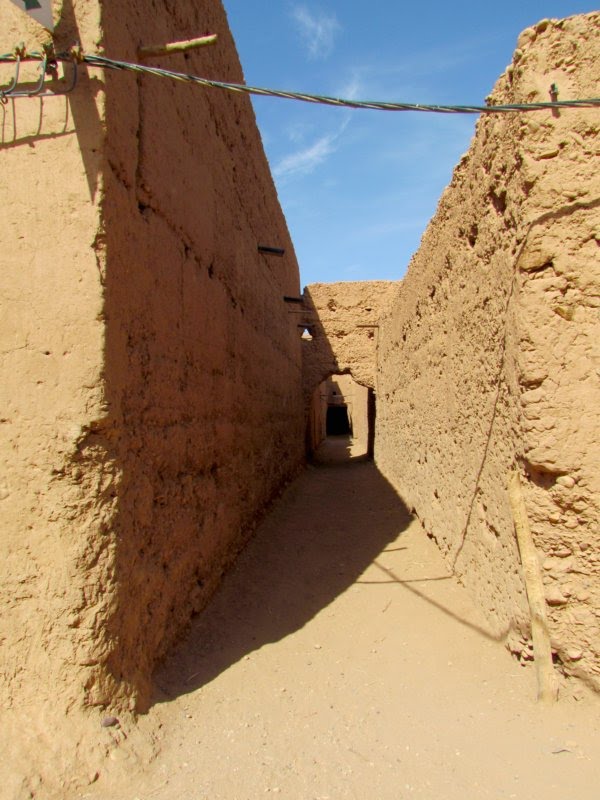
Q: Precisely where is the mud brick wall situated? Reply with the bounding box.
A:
[376,14,600,690]
[301,281,398,398]
[0,1,303,794]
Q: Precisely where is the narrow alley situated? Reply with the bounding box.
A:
[81,459,600,800]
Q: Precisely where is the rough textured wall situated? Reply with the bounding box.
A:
[0,4,110,795]
[308,383,327,452]
[301,281,398,401]
[376,14,600,690]
[99,0,304,712]
[1,0,303,795]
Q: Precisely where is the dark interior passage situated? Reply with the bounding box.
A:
[326,405,351,435]
[367,388,376,458]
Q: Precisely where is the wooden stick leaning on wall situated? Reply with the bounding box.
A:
[508,470,558,703]
[138,35,218,60]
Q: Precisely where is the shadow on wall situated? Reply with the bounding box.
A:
[0,0,103,197]
[67,2,305,713]
[300,286,343,395]
[55,0,104,199]
[152,462,412,702]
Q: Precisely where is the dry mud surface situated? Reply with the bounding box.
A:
[73,458,600,800]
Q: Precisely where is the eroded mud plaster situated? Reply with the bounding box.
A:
[1,1,303,795]
[376,14,600,691]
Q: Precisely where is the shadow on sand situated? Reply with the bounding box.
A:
[153,461,412,702]
[311,433,369,464]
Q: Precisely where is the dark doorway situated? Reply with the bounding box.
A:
[326,405,351,436]
[367,389,376,458]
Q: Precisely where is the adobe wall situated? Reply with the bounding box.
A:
[376,14,600,691]
[301,281,398,400]
[336,375,370,452]
[0,0,303,795]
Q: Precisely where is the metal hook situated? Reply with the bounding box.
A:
[1,42,80,103]
[47,43,84,96]
[33,42,78,97]
[25,55,49,97]
[55,57,79,95]
[0,54,22,104]
[7,54,79,99]
[4,54,50,98]
[42,57,79,96]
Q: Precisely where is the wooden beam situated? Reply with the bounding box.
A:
[138,35,218,60]
[508,471,558,703]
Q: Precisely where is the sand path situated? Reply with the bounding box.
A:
[81,458,600,800]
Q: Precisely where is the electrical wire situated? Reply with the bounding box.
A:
[1,49,599,114]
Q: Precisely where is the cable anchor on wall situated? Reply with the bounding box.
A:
[0,42,25,103]
[0,42,79,100]
[549,83,560,118]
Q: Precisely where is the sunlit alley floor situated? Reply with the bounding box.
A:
[80,460,600,800]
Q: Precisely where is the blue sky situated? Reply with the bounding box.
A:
[223,1,598,287]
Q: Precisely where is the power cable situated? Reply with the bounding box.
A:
[1,49,599,114]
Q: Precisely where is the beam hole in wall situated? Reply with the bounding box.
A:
[308,373,374,464]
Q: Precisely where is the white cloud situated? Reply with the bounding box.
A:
[274,117,350,181]
[336,73,362,101]
[274,133,337,180]
[285,121,315,144]
[342,35,496,105]
[291,5,340,60]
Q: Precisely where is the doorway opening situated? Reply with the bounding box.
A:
[308,374,375,463]
[326,404,351,436]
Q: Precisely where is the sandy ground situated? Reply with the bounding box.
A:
[79,444,600,800]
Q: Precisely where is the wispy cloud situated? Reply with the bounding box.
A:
[285,121,316,144]
[342,35,498,104]
[274,132,337,181]
[274,117,349,181]
[336,73,362,101]
[291,5,340,60]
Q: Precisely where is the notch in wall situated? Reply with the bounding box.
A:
[258,246,285,257]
